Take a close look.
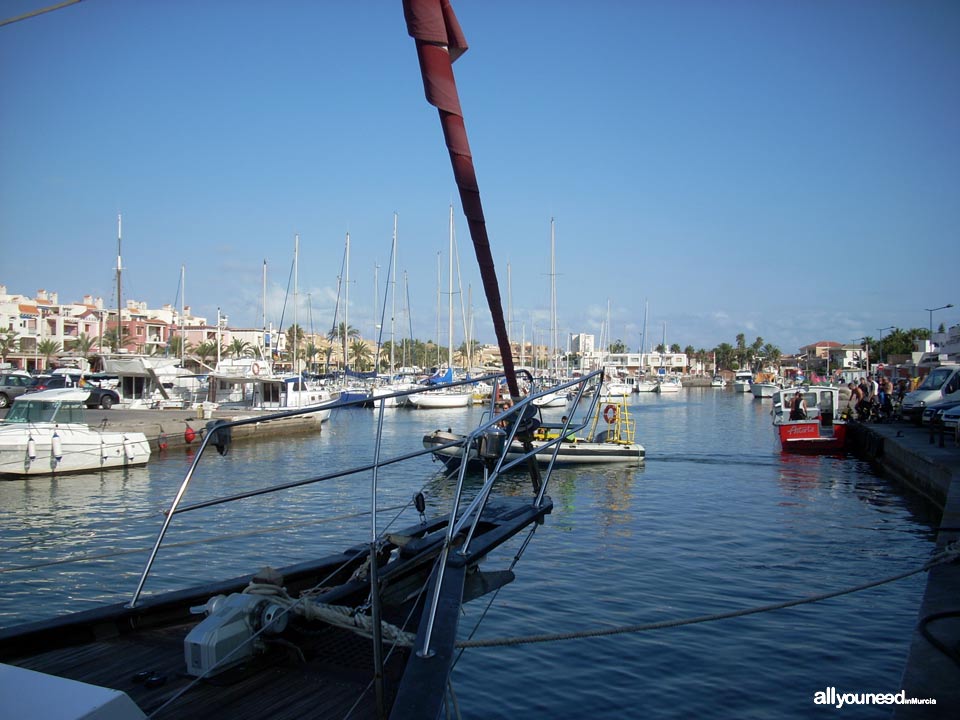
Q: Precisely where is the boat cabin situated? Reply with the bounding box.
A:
[3,389,89,425]
[772,386,841,425]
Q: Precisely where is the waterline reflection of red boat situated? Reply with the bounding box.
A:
[772,386,848,453]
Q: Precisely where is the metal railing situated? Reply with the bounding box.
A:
[126,367,605,643]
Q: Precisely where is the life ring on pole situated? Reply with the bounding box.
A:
[252,362,261,376]
[603,404,619,424]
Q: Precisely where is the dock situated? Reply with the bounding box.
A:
[81,407,324,452]
[849,420,960,716]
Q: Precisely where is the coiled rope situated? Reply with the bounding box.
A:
[456,541,960,649]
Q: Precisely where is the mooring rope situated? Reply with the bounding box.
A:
[456,541,960,649]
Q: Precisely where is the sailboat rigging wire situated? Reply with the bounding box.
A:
[0,0,83,27]
[274,254,296,359]
[404,0,519,398]
[457,542,960,649]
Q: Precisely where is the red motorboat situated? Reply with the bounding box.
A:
[772,386,848,453]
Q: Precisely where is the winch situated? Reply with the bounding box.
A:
[184,592,290,677]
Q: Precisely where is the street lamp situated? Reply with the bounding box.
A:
[925,304,954,342]
[877,326,893,364]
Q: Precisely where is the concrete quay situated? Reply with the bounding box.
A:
[848,420,960,717]
[80,406,324,452]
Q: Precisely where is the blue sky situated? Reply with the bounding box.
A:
[2,0,958,356]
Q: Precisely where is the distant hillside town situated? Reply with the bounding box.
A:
[0,284,956,381]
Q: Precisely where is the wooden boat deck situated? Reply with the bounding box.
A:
[12,610,409,719]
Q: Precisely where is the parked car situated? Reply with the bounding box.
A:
[941,404,960,430]
[0,372,34,408]
[24,374,120,409]
[901,364,960,424]
[920,399,960,426]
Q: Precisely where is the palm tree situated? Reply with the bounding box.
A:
[349,339,372,371]
[37,338,62,369]
[193,340,219,370]
[304,342,320,373]
[0,331,19,366]
[166,334,192,359]
[714,342,736,370]
[608,339,626,354]
[103,328,133,353]
[228,338,252,359]
[66,332,98,363]
[327,322,360,368]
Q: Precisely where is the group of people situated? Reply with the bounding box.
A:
[846,375,897,421]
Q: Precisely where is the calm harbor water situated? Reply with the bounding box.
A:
[0,389,938,718]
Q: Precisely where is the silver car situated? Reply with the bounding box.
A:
[0,372,33,408]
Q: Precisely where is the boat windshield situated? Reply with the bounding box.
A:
[3,399,86,424]
[917,367,956,391]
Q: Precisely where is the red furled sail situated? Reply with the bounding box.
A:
[403,0,520,399]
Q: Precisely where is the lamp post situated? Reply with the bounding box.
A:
[877,326,893,364]
[925,304,954,345]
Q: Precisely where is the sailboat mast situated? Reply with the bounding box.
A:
[447,204,454,369]
[550,217,557,376]
[116,214,122,350]
[261,260,267,360]
[180,264,185,368]
[344,233,350,371]
[293,234,299,378]
[435,251,441,367]
[390,213,397,374]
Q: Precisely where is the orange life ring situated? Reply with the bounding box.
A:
[603,404,618,423]
[252,362,261,376]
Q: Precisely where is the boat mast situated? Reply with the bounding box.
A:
[344,233,350,372]
[550,217,557,377]
[293,234,299,380]
[180,264,185,369]
[435,250,441,367]
[447,204,454,371]
[390,213,397,374]
[116,213,122,352]
[261,260,267,361]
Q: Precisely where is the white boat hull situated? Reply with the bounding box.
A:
[751,383,779,399]
[407,391,473,408]
[733,380,752,393]
[0,423,151,477]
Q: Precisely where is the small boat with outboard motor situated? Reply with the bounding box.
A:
[423,382,645,469]
[771,385,848,453]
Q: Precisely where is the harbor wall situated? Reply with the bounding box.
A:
[849,422,960,716]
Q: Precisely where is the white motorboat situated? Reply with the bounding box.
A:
[656,375,683,393]
[733,369,753,393]
[635,377,659,393]
[751,381,781,399]
[0,389,151,477]
[711,375,726,388]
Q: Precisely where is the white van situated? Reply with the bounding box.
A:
[901,364,960,423]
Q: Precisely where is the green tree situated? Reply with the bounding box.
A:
[37,338,62,369]
[304,342,320,373]
[608,339,627,354]
[193,340,219,369]
[66,332,97,362]
[327,322,360,368]
[669,343,681,353]
[714,342,736,370]
[103,327,133,353]
[166,334,192,359]
[0,331,20,365]
[349,339,372,371]
[228,338,252,359]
